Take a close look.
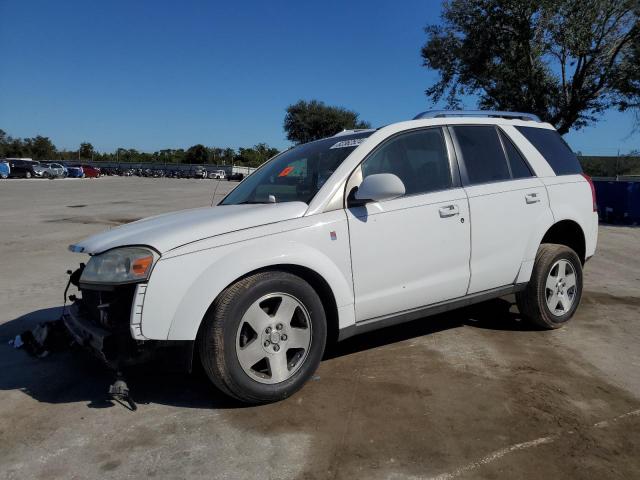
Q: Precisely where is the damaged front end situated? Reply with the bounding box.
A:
[62,262,192,371]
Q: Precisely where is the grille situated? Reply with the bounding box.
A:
[78,285,137,332]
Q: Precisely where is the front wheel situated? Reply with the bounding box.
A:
[516,243,583,329]
[25,171,32,179]
[198,271,326,404]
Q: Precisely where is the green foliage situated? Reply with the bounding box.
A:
[0,131,57,160]
[79,142,94,160]
[185,144,208,164]
[422,0,639,133]
[284,99,371,144]
[235,143,280,167]
[579,153,640,177]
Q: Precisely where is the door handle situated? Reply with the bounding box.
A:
[525,193,540,204]
[439,204,459,217]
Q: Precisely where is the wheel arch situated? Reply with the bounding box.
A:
[540,219,586,263]
[194,264,340,349]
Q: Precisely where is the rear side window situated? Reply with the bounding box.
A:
[515,126,582,175]
[452,126,510,184]
[498,130,532,179]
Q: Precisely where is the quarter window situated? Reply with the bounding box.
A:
[452,126,511,185]
[499,130,532,179]
[361,128,452,196]
[515,126,582,175]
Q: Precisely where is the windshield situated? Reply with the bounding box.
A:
[221,132,373,205]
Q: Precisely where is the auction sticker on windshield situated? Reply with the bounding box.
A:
[330,138,366,149]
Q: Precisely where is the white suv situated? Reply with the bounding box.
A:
[64,111,598,403]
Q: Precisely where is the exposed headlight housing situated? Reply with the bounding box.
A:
[80,247,158,285]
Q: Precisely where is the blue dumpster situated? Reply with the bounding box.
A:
[593,179,640,224]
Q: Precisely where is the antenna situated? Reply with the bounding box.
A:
[210,178,221,206]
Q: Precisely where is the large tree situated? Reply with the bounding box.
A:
[79,142,94,160]
[29,135,56,160]
[421,0,639,133]
[284,100,370,144]
[185,144,208,164]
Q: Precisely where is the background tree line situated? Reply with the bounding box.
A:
[0,129,279,168]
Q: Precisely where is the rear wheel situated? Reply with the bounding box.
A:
[198,271,326,403]
[516,244,583,329]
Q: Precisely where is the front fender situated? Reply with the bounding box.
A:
[140,212,354,340]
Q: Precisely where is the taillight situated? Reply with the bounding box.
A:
[581,173,597,212]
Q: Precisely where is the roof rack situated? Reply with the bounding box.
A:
[413,110,541,122]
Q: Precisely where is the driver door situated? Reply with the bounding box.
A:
[346,127,471,322]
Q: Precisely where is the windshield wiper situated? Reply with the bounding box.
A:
[237,195,277,205]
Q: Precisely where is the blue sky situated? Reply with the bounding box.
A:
[0,0,637,155]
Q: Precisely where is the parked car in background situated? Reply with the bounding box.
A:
[208,170,226,179]
[66,165,84,178]
[227,172,244,181]
[80,165,101,178]
[191,166,207,179]
[7,158,39,178]
[0,161,10,179]
[33,162,65,178]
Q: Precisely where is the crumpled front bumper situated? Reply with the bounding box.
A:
[62,302,153,369]
[63,303,112,364]
[61,281,193,371]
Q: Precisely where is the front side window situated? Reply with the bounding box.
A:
[452,126,511,185]
[222,132,373,205]
[361,128,452,196]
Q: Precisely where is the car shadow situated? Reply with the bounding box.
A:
[0,297,540,410]
[326,296,540,359]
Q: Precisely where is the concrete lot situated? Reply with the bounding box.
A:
[1,177,639,479]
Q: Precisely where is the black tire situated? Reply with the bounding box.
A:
[25,171,32,179]
[516,243,583,329]
[198,271,327,404]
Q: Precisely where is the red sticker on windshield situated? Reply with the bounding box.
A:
[278,166,294,177]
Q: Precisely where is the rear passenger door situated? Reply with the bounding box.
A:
[450,125,550,294]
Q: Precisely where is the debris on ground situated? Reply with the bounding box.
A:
[12,319,72,358]
[109,373,138,411]
[9,335,24,348]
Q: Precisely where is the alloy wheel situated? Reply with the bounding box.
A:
[235,293,312,384]
[545,259,577,316]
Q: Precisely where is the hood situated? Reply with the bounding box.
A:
[69,202,309,255]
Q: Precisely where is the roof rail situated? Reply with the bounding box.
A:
[333,128,376,137]
[413,110,541,122]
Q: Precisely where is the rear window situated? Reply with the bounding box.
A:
[516,126,582,175]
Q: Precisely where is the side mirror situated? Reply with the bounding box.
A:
[349,173,406,207]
